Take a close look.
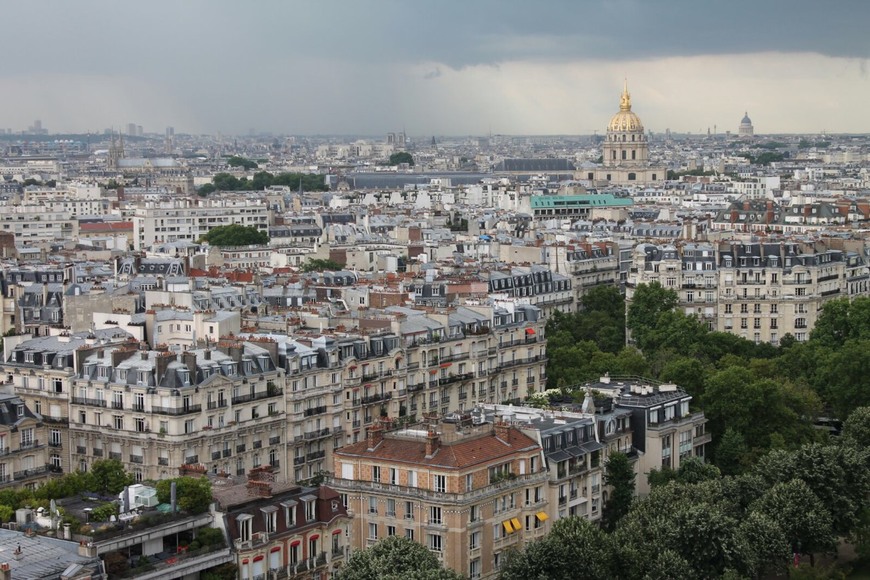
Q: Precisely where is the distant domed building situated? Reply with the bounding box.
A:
[587,80,666,185]
[739,112,754,136]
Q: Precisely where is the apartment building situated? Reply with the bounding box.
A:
[479,399,634,524]
[581,375,709,495]
[486,266,574,317]
[0,393,58,490]
[68,339,286,482]
[217,472,351,580]
[0,209,78,244]
[329,418,549,580]
[626,240,870,344]
[2,329,133,476]
[131,198,272,250]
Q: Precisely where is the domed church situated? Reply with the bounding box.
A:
[588,80,666,185]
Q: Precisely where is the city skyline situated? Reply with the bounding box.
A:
[0,0,867,136]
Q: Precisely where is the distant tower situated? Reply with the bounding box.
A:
[107,130,125,170]
[739,112,754,137]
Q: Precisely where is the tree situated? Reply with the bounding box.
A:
[499,517,616,580]
[749,479,836,559]
[714,428,749,475]
[602,452,635,531]
[842,406,870,448]
[86,459,133,495]
[336,536,463,580]
[200,224,268,247]
[226,156,258,170]
[388,152,414,166]
[198,183,216,196]
[301,258,343,272]
[626,282,678,350]
[0,505,13,524]
[201,564,238,580]
[155,477,213,514]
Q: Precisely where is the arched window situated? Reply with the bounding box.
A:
[632,150,636,160]
[622,150,627,160]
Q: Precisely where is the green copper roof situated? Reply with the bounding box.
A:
[530,194,633,209]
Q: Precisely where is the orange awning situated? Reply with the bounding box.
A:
[536,511,549,521]
[502,520,515,533]
[511,517,522,531]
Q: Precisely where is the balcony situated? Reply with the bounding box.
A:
[152,405,202,416]
[294,456,305,466]
[132,403,145,412]
[110,452,122,460]
[306,450,326,461]
[7,465,50,483]
[304,428,331,440]
[253,440,262,449]
[304,406,327,417]
[93,448,103,457]
[438,373,473,386]
[231,388,283,405]
[75,445,87,455]
[269,436,281,445]
[130,455,144,464]
[71,397,107,408]
[207,400,228,410]
[361,392,392,405]
[408,383,425,393]
[236,444,246,453]
[158,457,169,466]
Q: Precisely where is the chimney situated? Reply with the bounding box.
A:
[494,420,511,442]
[0,562,9,580]
[170,481,177,514]
[183,350,198,378]
[366,426,384,451]
[742,200,750,211]
[425,430,440,458]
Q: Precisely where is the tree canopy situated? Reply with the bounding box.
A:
[226,156,258,170]
[301,258,344,272]
[200,224,268,247]
[198,171,327,195]
[389,152,414,166]
[336,536,462,580]
[155,476,213,514]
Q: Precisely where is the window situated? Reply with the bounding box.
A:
[238,515,252,543]
[405,501,414,520]
[470,504,481,523]
[283,502,297,527]
[184,419,195,434]
[662,434,672,468]
[427,533,443,553]
[466,473,473,492]
[387,525,396,536]
[135,417,145,432]
[386,498,396,517]
[434,474,446,493]
[368,523,378,541]
[305,499,316,521]
[679,431,693,459]
[405,528,414,540]
[113,415,124,430]
[469,531,481,551]
[263,509,277,533]
[369,497,378,515]
[372,466,381,482]
[389,467,397,485]
[429,506,442,525]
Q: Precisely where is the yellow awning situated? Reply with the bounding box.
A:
[536,511,549,521]
[502,520,514,533]
[511,517,522,531]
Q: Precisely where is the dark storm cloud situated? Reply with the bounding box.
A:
[0,0,865,134]
[2,0,866,75]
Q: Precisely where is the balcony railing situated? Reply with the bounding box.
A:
[306,450,326,461]
[71,397,106,407]
[130,455,144,464]
[231,388,283,405]
[304,428,331,440]
[361,392,392,405]
[152,405,202,416]
[304,406,327,417]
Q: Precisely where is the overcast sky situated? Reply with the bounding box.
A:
[1,0,867,136]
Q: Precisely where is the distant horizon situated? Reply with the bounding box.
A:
[0,130,864,142]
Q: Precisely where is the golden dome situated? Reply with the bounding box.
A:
[607,80,644,133]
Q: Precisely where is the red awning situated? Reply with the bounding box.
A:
[309,534,320,541]
[525,328,536,335]
[440,362,452,368]
[242,559,249,564]
[270,546,281,553]
[332,529,342,535]
[290,540,301,547]
[253,555,265,562]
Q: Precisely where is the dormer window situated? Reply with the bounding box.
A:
[17,404,24,418]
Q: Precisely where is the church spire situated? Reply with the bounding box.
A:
[620,78,631,111]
